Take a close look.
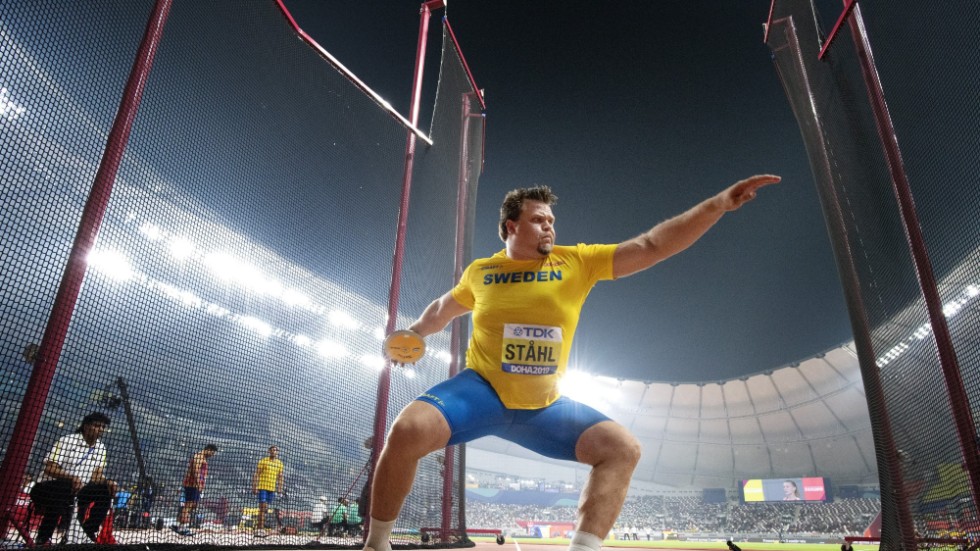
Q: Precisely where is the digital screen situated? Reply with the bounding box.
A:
[703,488,727,503]
[740,477,828,502]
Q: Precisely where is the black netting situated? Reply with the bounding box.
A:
[766,1,980,549]
[0,1,481,549]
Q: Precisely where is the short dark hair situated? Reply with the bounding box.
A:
[498,185,557,241]
[77,412,111,433]
[204,444,219,452]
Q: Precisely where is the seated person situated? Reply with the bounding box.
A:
[30,412,116,544]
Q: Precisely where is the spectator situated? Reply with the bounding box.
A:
[29,412,116,544]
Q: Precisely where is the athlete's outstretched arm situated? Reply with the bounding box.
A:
[613,174,780,278]
[408,291,471,337]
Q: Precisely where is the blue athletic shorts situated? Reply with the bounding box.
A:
[416,368,610,461]
[256,490,276,504]
[183,486,201,503]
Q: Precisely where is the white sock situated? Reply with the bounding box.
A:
[364,517,395,551]
[569,531,603,551]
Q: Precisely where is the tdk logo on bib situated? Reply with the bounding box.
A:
[512,326,556,339]
[501,324,562,375]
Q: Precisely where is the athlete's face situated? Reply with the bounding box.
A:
[509,200,555,258]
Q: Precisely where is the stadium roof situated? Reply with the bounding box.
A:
[467,342,878,490]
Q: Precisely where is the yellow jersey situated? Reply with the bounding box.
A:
[451,243,617,409]
[254,457,284,491]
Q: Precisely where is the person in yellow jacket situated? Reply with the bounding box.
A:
[365,175,780,551]
[251,445,284,537]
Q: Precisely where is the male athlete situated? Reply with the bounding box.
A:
[251,445,284,537]
[366,174,781,551]
[172,444,218,536]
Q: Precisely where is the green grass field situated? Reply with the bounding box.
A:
[469,536,880,551]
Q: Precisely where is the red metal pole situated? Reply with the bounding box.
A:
[439,91,480,541]
[847,0,980,529]
[0,0,172,538]
[365,0,444,534]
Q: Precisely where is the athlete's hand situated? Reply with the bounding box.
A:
[718,174,781,211]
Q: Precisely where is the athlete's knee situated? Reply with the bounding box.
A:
[385,402,450,457]
[577,421,642,467]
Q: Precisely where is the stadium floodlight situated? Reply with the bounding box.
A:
[203,252,241,282]
[238,315,272,338]
[156,282,202,309]
[0,87,27,121]
[88,249,134,282]
[359,354,385,370]
[316,339,348,359]
[281,288,312,308]
[168,236,195,260]
[329,309,360,330]
[138,222,165,241]
[293,335,312,347]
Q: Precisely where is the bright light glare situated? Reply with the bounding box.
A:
[139,223,165,241]
[204,252,241,281]
[316,340,348,358]
[168,237,195,260]
[435,350,452,364]
[359,354,386,370]
[559,370,592,400]
[0,87,27,121]
[157,282,202,308]
[329,310,360,329]
[294,335,312,347]
[282,288,312,308]
[88,249,134,281]
[239,316,272,338]
[402,368,417,379]
[560,370,617,412]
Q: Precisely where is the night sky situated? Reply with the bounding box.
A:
[281,0,855,383]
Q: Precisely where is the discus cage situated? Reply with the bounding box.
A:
[0,0,484,548]
[765,1,979,549]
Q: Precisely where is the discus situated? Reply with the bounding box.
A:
[383,329,426,365]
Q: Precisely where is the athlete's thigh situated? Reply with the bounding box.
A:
[502,396,610,461]
[415,369,511,445]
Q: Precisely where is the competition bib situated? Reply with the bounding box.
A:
[501,323,562,375]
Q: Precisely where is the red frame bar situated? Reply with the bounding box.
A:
[444,18,486,111]
[772,16,917,548]
[364,0,445,535]
[846,3,980,524]
[438,91,482,541]
[0,0,173,540]
[818,0,857,60]
[273,0,433,144]
[764,0,776,44]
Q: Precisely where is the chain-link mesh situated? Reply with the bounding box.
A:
[766,1,980,549]
[0,1,482,548]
